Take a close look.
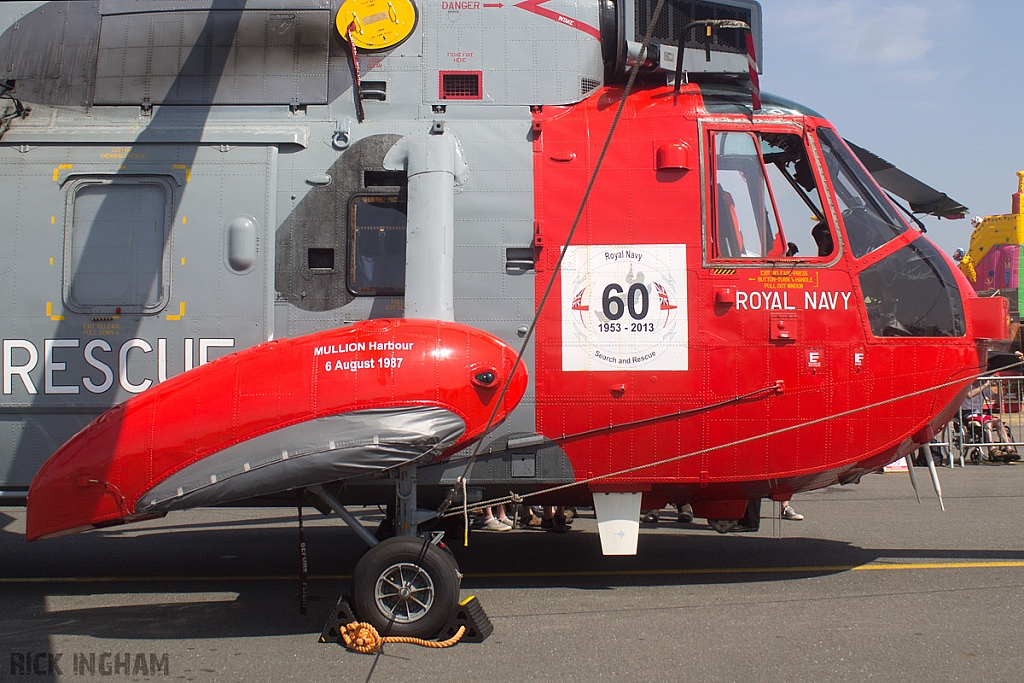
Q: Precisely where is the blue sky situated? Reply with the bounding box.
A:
[759,0,1024,257]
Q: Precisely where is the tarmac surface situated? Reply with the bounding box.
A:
[2,463,1024,683]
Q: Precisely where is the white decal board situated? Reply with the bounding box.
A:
[561,244,687,371]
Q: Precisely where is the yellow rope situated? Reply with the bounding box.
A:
[340,622,466,654]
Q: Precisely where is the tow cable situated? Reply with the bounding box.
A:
[340,622,466,654]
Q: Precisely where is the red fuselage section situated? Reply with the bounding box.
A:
[530,83,1003,513]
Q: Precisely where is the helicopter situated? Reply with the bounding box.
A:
[0,0,1009,639]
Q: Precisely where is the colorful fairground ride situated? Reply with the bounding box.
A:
[960,171,1024,348]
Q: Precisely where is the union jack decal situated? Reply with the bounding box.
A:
[654,282,676,327]
[655,282,676,311]
[571,287,589,325]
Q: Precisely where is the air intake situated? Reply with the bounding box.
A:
[439,71,483,100]
[631,0,762,74]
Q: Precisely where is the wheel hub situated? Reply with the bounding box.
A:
[375,561,436,624]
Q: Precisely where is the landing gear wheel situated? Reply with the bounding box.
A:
[351,536,461,639]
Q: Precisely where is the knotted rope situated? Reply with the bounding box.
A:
[340,622,466,654]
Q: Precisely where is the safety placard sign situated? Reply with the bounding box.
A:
[561,244,688,372]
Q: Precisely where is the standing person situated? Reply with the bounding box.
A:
[676,502,694,524]
[781,499,803,521]
[480,504,512,531]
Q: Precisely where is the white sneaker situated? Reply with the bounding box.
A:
[497,517,514,528]
[481,517,511,531]
[781,505,804,521]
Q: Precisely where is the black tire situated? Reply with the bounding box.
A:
[351,536,461,639]
[970,447,982,465]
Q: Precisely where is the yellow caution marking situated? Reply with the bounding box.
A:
[181,257,186,265]
[46,301,64,321]
[50,216,55,224]
[166,301,186,321]
[182,216,187,225]
[52,164,72,182]
[173,165,191,182]
[49,257,54,265]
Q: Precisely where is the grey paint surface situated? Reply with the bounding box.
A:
[140,406,465,512]
[0,0,759,493]
[0,0,560,492]
[94,8,331,106]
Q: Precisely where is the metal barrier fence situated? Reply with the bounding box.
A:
[942,375,1024,467]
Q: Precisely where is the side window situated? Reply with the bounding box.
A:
[64,177,172,313]
[347,195,407,296]
[761,133,832,258]
[710,130,833,261]
[713,131,780,259]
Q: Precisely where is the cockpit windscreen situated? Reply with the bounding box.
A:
[817,128,909,258]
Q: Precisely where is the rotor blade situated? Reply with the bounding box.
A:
[845,140,969,219]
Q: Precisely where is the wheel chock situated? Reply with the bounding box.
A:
[319,595,358,644]
[440,595,493,643]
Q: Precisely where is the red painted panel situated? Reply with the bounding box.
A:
[531,83,988,507]
[27,320,528,540]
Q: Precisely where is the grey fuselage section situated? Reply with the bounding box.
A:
[0,0,603,495]
[0,0,763,498]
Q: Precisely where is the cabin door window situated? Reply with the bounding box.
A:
[63,177,173,314]
[709,130,832,262]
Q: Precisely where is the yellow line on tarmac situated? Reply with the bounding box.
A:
[2,560,1024,584]
[469,560,1024,579]
[853,561,1024,571]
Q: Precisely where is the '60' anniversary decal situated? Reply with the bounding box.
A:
[561,245,687,371]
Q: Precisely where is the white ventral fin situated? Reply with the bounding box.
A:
[592,491,642,556]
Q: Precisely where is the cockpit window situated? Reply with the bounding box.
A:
[761,133,832,258]
[817,128,908,258]
[859,239,965,338]
[710,130,833,261]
